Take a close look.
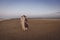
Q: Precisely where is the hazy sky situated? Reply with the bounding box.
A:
[0,0,60,18]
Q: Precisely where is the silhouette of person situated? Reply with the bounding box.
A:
[20,15,29,31]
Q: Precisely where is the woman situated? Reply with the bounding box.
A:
[20,15,29,31]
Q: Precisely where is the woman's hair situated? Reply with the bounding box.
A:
[23,15,26,17]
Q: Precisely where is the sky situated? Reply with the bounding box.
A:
[0,0,60,19]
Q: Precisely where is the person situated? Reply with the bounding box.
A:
[20,15,29,31]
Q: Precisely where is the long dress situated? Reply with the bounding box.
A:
[20,16,28,31]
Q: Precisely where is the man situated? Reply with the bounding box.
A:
[20,15,29,31]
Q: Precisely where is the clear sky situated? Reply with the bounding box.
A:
[0,0,60,19]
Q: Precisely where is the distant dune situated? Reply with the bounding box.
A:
[0,18,60,40]
[0,18,6,21]
[0,18,16,21]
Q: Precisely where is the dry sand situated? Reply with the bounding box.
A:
[0,18,60,40]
